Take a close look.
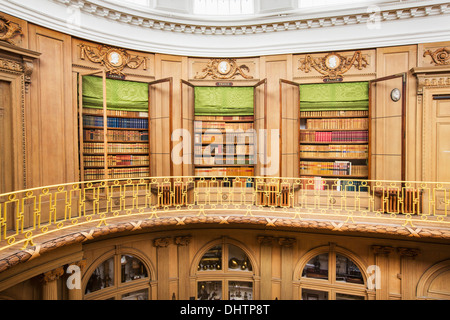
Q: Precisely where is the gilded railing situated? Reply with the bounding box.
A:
[1,176,449,253]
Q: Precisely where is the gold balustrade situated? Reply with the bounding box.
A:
[0,176,449,253]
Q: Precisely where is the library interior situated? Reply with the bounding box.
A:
[0,0,450,301]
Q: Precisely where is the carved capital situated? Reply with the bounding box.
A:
[174,236,192,247]
[154,237,171,248]
[40,267,65,283]
[278,237,296,248]
[397,247,421,258]
[372,245,395,255]
[257,236,275,246]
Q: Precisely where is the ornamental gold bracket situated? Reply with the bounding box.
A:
[0,15,23,45]
[298,51,369,81]
[195,58,253,80]
[79,43,148,77]
[423,47,450,66]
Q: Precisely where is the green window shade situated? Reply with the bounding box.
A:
[300,82,369,111]
[194,87,254,116]
[82,75,149,112]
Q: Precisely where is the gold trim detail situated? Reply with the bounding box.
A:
[79,44,147,76]
[423,48,450,66]
[298,51,369,80]
[195,58,253,80]
[0,16,23,45]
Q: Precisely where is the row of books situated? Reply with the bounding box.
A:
[195,157,255,165]
[300,110,369,118]
[299,177,368,191]
[84,167,150,180]
[83,129,149,142]
[83,115,148,129]
[195,116,254,121]
[83,155,150,167]
[305,118,369,130]
[300,145,368,159]
[195,134,255,145]
[83,109,149,118]
[194,144,255,156]
[195,167,254,177]
[300,131,368,143]
[83,142,149,154]
[194,121,254,131]
[300,161,368,177]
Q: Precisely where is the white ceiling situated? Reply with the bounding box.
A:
[1,0,449,57]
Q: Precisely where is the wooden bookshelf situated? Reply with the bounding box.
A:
[81,109,150,181]
[78,72,151,181]
[299,107,370,182]
[194,116,255,178]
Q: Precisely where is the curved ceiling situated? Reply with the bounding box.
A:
[1,0,449,57]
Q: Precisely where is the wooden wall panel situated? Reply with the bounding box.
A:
[0,80,13,193]
[27,25,75,187]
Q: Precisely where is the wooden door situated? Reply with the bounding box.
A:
[423,88,450,182]
[369,73,406,182]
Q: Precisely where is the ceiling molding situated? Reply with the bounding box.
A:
[1,0,450,57]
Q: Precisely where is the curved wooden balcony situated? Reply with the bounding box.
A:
[1,176,449,273]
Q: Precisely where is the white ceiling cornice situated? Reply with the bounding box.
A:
[1,0,450,57]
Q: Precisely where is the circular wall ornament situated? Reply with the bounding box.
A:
[390,88,401,102]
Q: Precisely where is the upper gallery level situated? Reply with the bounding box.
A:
[1,0,449,56]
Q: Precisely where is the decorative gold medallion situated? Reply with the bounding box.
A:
[299,51,369,81]
[79,43,147,77]
[195,58,253,80]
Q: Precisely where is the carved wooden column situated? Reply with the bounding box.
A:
[174,235,191,300]
[371,245,394,300]
[41,267,64,300]
[154,237,171,300]
[279,237,296,300]
[67,260,87,300]
[257,236,274,300]
[398,247,421,300]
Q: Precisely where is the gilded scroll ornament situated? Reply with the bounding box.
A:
[423,47,450,66]
[195,58,253,80]
[0,16,23,45]
[79,43,147,77]
[298,51,369,81]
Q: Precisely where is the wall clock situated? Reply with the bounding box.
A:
[391,88,401,102]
